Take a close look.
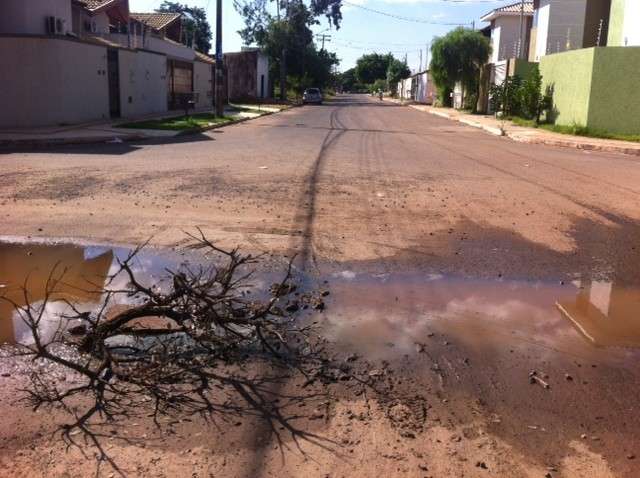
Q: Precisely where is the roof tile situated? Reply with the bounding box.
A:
[130,12,182,31]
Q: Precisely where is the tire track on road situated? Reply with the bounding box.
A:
[290,105,349,271]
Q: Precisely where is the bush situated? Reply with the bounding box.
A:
[369,78,388,94]
[489,66,553,123]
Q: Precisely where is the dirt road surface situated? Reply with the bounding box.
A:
[1,94,640,477]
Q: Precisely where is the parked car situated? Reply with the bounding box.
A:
[303,88,323,105]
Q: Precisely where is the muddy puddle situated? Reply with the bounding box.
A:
[2,241,640,362]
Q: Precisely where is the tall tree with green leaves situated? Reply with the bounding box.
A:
[234,0,340,93]
[429,27,491,108]
[355,53,393,85]
[386,58,411,95]
[157,1,212,53]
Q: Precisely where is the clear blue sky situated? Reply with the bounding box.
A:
[129,0,509,71]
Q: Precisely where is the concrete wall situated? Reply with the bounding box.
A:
[608,0,626,46]
[492,16,525,62]
[414,72,435,104]
[0,0,72,35]
[0,37,110,128]
[256,53,269,98]
[535,0,588,59]
[539,46,640,134]
[146,36,195,61]
[588,47,640,134]
[608,0,640,47]
[225,51,258,102]
[118,49,168,119]
[539,48,594,127]
[583,0,611,47]
[193,61,213,110]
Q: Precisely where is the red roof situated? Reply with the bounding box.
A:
[130,12,182,31]
[481,1,533,22]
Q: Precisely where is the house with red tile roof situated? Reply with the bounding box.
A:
[0,0,219,127]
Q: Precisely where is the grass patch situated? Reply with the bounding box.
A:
[117,113,233,131]
[510,116,538,128]
[508,116,640,143]
[539,124,640,143]
[229,103,286,112]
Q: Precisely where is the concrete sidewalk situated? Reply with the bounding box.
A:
[0,106,282,149]
[408,103,640,157]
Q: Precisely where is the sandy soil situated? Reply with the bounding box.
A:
[1,95,640,477]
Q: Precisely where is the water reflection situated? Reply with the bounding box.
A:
[0,243,113,343]
[557,280,640,347]
[2,240,640,352]
[0,242,182,344]
[322,272,640,358]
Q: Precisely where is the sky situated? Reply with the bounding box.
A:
[129,0,511,72]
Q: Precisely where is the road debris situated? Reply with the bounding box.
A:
[529,370,550,389]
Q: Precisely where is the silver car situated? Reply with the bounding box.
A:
[303,88,323,105]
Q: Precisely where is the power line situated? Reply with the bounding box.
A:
[341,1,473,26]
[331,38,429,47]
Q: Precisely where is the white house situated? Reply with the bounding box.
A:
[396,70,435,104]
[0,0,216,128]
[481,1,534,64]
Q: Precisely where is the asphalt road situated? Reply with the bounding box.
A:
[3,94,640,477]
[3,93,640,283]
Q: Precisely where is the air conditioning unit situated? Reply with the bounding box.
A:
[45,16,65,35]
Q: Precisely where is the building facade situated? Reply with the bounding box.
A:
[532,0,640,134]
[530,0,614,61]
[480,1,533,64]
[0,0,215,128]
[224,48,271,102]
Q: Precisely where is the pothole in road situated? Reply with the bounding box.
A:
[2,240,640,356]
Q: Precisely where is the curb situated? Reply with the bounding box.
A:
[0,133,147,150]
[507,134,640,157]
[409,105,504,137]
[0,104,297,149]
[414,105,640,157]
[174,105,294,137]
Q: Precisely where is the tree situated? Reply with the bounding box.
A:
[235,0,340,93]
[157,1,212,53]
[355,53,393,85]
[386,58,411,96]
[339,67,358,91]
[5,232,403,473]
[429,27,490,108]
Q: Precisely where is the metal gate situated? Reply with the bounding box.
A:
[107,49,121,118]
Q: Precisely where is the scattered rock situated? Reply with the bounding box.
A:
[475,461,488,469]
[284,301,300,313]
[68,324,87,336]
[627,454,635,460]
[529,370,550,389]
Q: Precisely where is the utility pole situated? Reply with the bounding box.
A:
[316,33,332,51]
[280,0,288,101]
[425,42,430,70]
[518,0,525,58]
[214,0,224,117]
[418,49,422,72]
